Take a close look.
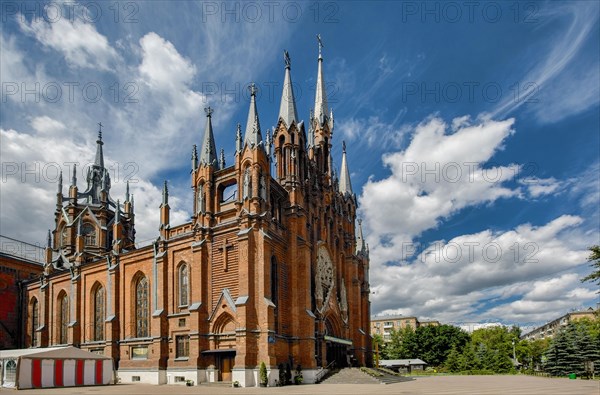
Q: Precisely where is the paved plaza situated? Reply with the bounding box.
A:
[4,375,599,395]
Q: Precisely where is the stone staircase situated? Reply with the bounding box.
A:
[320,368,412,385]
[320,368,381,384]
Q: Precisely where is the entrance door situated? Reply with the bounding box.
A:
[326,342,348,368]
[219,355,233,382]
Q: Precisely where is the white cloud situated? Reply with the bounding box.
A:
[483,273,597,323]
[370,215,594,324]
[492,2,599,122]
[139,32,197,92]
[519,177,564,198]
[17,10,119,71]
[360,115,519,264]
[360,114,597,324]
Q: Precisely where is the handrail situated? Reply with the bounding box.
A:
[315,360,337,383]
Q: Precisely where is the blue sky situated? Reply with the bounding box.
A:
[1,1,598,329]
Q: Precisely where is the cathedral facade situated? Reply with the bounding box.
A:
[23,43,371,386]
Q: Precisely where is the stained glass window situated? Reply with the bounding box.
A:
[94,285,104,341]
[135,276,148,338]
[31,298,38,347]
[59,294,69,344]
[179,264,188,307]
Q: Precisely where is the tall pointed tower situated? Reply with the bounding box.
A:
[311,34,334,178]
[236,83,270,215]
[193,107,218,228]
[48,124,136,270]
[274,50,306,205]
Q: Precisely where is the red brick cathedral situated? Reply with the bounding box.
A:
[23,42,371,386]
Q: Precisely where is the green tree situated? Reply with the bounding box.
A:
[544,325,579,376]
[470,326,515,372]
[457,345,480,371]
[444,345,460,372]
[581,245,600,290]
[491,349,514,373]
[523,338,549,371]
[412,324,469,366]
[372,333,385,361]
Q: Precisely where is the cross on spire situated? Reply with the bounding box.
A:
[249,83,258,97]
[97,122,103,140]
[204,106,213,117]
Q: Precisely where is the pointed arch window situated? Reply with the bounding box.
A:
[178,264,189,307]
[82,223,96,246]
[93,285,105,341]
[31,298,39,347]
[59,294,69,344]
[197,183,205,213]
[135,276,149,338]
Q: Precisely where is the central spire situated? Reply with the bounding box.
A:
[199,107,217,166]
[94,122,104,169]
[314,34,329,127]
[244,83,263,148]
[278,50,298,127]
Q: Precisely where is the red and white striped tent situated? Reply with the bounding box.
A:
[0,347,114,389]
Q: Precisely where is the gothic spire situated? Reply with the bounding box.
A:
[219,148,226,169]
[115,200,121,224]
[356,218,366,255]
[47,229,51,248]
[199,107,217,166]
[265,129,272,158]
[126,181,130,202]
[71,164,77,186]
[191,144,198,171]
[314,34,329,127]
[58,170,63,193]
[162,180,168,206]
[77,217,82,236]
[308,110,315,148]
[244,83,263,148]
[94,122,104,169]
[279,50,298,127]
[235,123,242,153]
[339,141,353,195]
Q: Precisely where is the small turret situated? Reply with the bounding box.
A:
[191,144,198,172]
[356,218,366,255]
[235,123,242,154]
[160,180,170,239]
[339,141,353,196]
[199,107,217,166]
[243,83,263,149]
[219,148,226,169]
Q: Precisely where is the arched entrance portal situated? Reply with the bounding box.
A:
[205,313,237,382]
[324,317,350,368]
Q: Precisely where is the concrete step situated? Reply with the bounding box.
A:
[320,368,381,385]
